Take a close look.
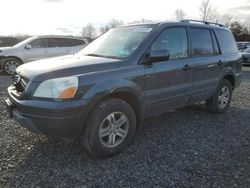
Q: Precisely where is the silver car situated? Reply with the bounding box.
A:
[241,48,250,65]
[0,36,88,75]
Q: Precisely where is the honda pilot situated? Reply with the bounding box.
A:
[5,20,242,158]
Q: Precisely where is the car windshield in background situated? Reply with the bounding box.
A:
[243,48,250,53]
[237,42,250,51]
[13,37,35,48]
[80,26,152,59]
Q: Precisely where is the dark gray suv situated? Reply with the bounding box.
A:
[5,20,242,157]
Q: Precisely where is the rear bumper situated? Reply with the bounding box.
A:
[5,87,91,136]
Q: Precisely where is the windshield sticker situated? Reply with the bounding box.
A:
[133,28,152,32]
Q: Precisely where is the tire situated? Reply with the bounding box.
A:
[3,58,22,75]
[82,98,136,158]
[206,79,233,114]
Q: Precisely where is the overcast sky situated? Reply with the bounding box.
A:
[0,0,249,36]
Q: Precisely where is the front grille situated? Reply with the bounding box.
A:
[13,74,29,93]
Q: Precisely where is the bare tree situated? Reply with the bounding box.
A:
[175,9,186,21]
[99,25,110,34]
[82,23,97,42]
[100,19,124,34]
[108,19,124,28]
[230,21,244,36]
[219,13,233,26]
[199,0,212,21]
[199,0,220,22]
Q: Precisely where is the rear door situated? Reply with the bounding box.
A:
[144,27,193,116]
[188,27,224,103]
[46,38,68,57]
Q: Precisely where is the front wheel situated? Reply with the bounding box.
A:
[82,98,136,158]
[3,58,22,75]
[206,79,233,114]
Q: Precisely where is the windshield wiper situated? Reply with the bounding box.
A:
[85,54,124,60]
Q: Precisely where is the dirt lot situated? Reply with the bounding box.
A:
[0,67,250,187]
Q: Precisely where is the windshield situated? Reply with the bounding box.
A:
[13,37,36,48]
[80,26,152,59]
[243,48,250,53]
[238,43,250,51]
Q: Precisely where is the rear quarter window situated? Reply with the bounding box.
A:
[215,30,238,54]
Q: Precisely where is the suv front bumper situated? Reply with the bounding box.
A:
[5,86,90,136]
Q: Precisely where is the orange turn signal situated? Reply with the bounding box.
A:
[58,87,77,99]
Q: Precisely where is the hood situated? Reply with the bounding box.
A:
[0,47,12,52]
[241,52,250,56]
[16,54,122,81]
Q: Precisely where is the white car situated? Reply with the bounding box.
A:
[0,36,88,75]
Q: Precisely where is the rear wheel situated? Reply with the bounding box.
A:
[3,58,22,75]
[206,79,233,114]
[82,98,136,158]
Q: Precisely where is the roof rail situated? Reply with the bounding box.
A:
[180,19,226,27]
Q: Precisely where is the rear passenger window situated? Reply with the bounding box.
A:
[61,39,85,47]
[215,30,238,54]
[65,39,85,47]
[190,28,213,56]
[47,38,66,48]
[151,27,188,60]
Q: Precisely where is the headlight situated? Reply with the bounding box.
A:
[33,76,78,99]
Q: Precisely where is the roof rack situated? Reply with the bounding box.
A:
[180,19,226,27]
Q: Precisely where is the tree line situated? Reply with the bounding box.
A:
[82,0,250,42]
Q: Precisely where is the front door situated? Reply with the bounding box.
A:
[144,27,193,117]
[22,38,48,62]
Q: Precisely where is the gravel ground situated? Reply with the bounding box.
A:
[0,67,250,187]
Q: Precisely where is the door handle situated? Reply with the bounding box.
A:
[183,64,191,71]
[217,60,224,66]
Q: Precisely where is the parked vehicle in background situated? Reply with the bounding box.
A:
[5,20,242,158]
[0,37,20,47]
[237,42,250,52]
[241,48,250,65]
[0,36,88,75]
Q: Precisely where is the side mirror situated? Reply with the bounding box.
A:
[25,45,32,49]
[149,50,170,63]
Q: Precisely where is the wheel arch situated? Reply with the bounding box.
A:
[1,56,23,69]
[103,91,143,126]
[80,90,143,134]
[222,74,236,89]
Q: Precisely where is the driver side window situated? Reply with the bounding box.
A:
[29,39,47,48]
[152,27,188,60]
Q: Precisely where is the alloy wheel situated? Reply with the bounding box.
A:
[218,86,230,109]
[99,112,129,148]
[4,60,19,75]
